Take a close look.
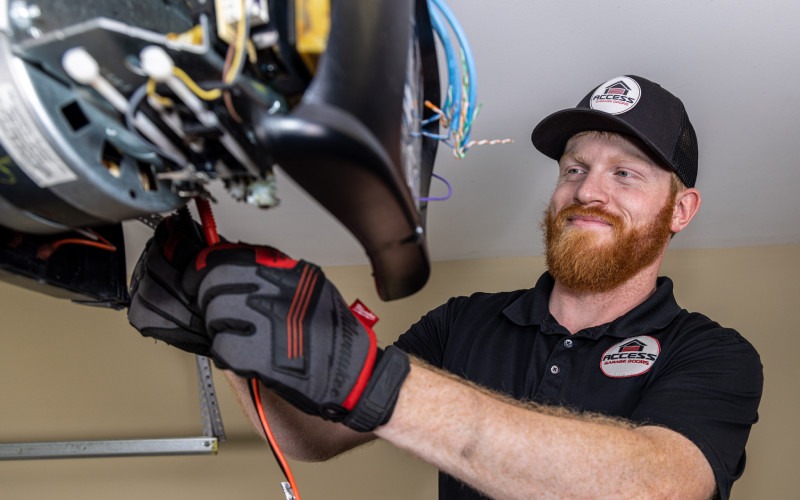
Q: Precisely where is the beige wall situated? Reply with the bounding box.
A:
[1,244,796,499]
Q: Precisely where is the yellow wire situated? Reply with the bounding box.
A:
[167,25,205,46]
[146,79,174,107]
[224,0,249,85]
[171,67,222,101]
[158,20,223,101]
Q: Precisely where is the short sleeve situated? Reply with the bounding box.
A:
[631,323,763,499]
[393,297,465,367]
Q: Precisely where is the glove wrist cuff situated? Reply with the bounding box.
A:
[344,346,410,432]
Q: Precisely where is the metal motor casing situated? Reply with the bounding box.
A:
[0,0,191,234]
[0,0,442,302]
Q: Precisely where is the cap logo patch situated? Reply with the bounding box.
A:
[589,76,641,115]
[600,335,660,378]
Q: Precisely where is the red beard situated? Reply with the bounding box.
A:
[543,193,676,293]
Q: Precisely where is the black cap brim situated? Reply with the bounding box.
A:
[531,108,674,172]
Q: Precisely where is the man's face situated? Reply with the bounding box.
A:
[542,132,678,293]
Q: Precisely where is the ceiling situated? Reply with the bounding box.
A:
[121,0,800,279]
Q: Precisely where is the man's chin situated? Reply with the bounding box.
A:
[564,229,616,248]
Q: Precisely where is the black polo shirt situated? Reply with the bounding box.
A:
[394,272,762,500]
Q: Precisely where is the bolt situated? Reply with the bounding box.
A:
[9,2,41,30]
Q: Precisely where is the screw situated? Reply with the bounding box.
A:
[9,2,41,30]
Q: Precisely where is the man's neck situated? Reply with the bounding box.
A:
[547,263,662,334]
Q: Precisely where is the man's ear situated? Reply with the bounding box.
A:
[671,188,701,233]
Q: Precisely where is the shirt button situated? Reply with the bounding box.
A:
[550,365,560,375]
[564,339,574,348]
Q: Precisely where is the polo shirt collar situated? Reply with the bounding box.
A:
[503,272,682,339]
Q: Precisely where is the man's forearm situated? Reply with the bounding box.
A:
[223,371,375,461]
[374,360,715,499]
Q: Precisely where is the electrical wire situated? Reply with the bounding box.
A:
[222,0,254,121]
[222,53,244,124]
[427,0,479,158]
[223,0,252,86]
[194,197,220,246]
[146,78,174,107]
[431,0,477,131]
[124,83,187,167]
[428,5,458,128]
[171,66,223,101]
[464,138,515,149]
[250,379,302,500]
[417,172,453,202]
[194,197,300,499]
[423,100,449,128]
[36,230,117,260]
[423,0,513,166]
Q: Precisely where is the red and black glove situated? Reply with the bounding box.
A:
[127,214,210,356]
[183,244,410,431]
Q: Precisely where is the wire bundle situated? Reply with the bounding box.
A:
[126,0,253,149]
[425,0,479,159]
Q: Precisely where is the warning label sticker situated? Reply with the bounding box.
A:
[0,82,77,188]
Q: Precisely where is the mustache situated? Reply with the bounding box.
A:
[549,205,623,229]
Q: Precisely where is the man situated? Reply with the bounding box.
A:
[128,75,762,499]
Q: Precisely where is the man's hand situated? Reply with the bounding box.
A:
[127,214,210,356]
[183,244,410,431]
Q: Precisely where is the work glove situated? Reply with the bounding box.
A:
[127,214,210,356]
[183,244,410,432]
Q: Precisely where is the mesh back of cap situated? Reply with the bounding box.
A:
[670,111,698,187]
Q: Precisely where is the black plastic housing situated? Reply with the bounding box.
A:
[0,224,129,308]
[254,0,440,300]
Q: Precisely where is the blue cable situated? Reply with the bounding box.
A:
[420,130,452,141]
[428,2,459,131]
[429,0,478,145]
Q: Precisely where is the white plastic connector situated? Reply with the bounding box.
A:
[61,46,187,166]
[62,47,128,112]
[137,46,259,175]
[61,47,100,85]
[139,45,175,82]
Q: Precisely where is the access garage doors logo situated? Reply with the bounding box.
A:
[600,335,660,378]
[589,76,642,115]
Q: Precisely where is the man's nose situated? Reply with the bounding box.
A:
[573,171,610,206]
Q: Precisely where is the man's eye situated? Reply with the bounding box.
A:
[616,170,631,178]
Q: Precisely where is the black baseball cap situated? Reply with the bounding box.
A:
[531,75,698,187]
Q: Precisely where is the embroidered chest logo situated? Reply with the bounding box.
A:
[600,335,660,378]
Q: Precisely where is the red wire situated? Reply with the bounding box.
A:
[194,197,301,498]
[250,379,302,500]
[37,230,117,260]
[194,197,220,245]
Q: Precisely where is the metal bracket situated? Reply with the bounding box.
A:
[196,354,226,440]
[0,437,218,460]
[0,354,226,461]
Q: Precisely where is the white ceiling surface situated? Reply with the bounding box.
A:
[122,0,800,271]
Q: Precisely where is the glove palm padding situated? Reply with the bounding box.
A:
[128,215,209,355]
